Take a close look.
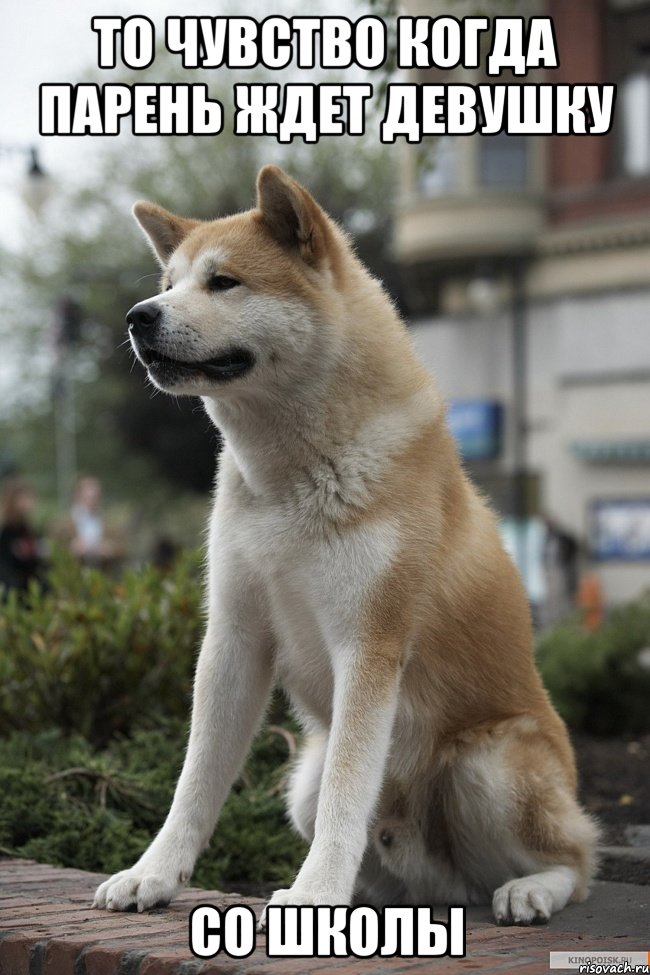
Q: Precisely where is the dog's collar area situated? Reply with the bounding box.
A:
[140,346,255,382]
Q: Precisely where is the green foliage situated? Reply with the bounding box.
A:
[0,548,203,745]
[0,550,306,888]
[537,593,650,735]
[0,724,306,889]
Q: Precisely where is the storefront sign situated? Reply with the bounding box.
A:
[589,498,650,561]
[448,400,502,461]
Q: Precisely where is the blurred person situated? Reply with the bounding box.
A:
[152,536,178,573]
[542,514,580,626]
[577,569,604,632]
[69,476,121,568]
[0,477,46,593]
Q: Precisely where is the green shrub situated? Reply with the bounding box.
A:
[0,551,307,889]
[0,723,307,890]
[0,549,204,745]
[537,593,650,735]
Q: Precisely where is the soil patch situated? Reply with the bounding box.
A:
[573,731,650,845]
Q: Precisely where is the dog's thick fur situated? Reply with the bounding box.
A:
[94,167,598,925]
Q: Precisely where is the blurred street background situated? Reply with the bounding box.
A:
[0,0,649,898]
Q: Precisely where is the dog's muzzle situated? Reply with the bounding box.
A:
[126,300,162,339]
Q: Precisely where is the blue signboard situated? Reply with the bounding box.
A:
[448,400,503,461]
[589,498,650,561]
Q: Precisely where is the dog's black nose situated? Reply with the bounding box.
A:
[126,301,161,334]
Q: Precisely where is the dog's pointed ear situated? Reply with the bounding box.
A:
[132,202,198,266]
[256,165,329,267]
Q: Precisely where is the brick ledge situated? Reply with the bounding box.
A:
[1,858,646,975]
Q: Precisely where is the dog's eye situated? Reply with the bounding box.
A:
[165,283,173,292]
[208,275,240,292]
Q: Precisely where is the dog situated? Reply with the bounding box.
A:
[93,166,598,925]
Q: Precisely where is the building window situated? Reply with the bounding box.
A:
[620,71,650,176]
[607,2,650,178]
[479,133,529,189]
[416,137,459,196]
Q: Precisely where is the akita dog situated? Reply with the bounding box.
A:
[94,166,597,925]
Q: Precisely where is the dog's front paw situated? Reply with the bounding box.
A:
[492,878,553,926]
[258,885,348,931]
[93,866,183,913]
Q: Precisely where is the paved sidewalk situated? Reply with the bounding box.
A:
[0,858,647,974]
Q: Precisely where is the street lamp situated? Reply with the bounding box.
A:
[468,258,530,593]
[0,143,46,174]
[510,259,530,594]
[0,145,76,509]
[0,144,50,214]
[27,147,45,179]
[52,298,83,508]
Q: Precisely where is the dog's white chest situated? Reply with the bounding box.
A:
[240,501,399,725]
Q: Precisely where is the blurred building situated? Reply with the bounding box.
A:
[395,0,650,606]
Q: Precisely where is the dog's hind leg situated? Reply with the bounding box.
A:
[493,865,581,925]
[389,715,600,924]
[287,734,327,842]
[487,718,600,926]
[491,788,599,925]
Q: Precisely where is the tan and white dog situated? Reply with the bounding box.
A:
[93,166,597,925]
